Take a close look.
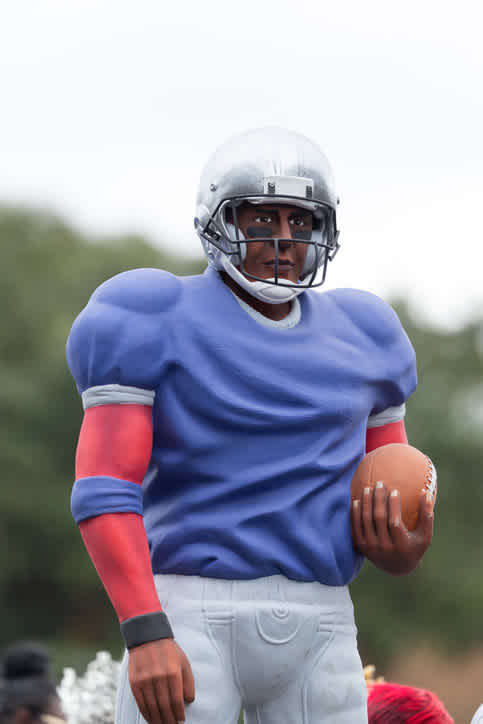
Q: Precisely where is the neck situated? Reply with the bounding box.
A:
[219,272,292,321]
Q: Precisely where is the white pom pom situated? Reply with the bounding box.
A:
[58,651,121,724]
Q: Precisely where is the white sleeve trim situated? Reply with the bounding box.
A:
[367,403,406,429]
[82,384,155,410]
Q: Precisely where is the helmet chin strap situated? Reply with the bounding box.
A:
[220,255,305,304]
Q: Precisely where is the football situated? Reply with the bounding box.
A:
[351,443,437,531]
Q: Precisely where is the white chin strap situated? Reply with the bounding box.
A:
[220,255,305,304]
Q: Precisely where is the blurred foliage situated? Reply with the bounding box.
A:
[1,203,482,682]
[0,204,205,671]
[352,300,483,667]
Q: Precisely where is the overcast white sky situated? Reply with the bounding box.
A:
[1,0,482,328]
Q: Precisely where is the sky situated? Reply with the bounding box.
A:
[1,0,482,329]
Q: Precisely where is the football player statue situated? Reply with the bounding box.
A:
[66,127,434,724]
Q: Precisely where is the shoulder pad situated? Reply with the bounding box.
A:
[66,268,179,393]
[92,268,181,315]
[326,288,403,345]
[325,288,417,411]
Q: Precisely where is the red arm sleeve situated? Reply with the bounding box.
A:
[76,404,153,482]
[79,513,162,622]
[76,404,162,622]
[365,419,408,453]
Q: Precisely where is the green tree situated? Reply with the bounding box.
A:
[0,204,205,668]
[352,302,483,666]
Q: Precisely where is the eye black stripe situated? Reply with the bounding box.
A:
[246,226,273,238]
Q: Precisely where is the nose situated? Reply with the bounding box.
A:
[278,212,292,241]
[277,237,293,251]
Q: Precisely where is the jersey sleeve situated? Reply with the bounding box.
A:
[366,294,416,414]
[335,288,417,414]
[67,267,180,395]
[66,268,180,523]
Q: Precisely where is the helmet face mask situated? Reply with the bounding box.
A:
[197,195,340,290]
[195,127,340,303]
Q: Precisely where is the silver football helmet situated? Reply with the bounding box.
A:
[194,127,340,303]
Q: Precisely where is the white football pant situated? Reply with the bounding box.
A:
[115,574,367,724]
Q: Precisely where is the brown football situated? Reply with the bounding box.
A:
[351,443,437,531]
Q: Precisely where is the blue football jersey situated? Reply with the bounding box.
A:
[67,266,417,586]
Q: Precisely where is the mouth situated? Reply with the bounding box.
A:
[263,259,295,269]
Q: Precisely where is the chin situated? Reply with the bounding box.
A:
[259,271,298,283]
[275,274,299,284]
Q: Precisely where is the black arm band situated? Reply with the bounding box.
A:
[120,611,174,650]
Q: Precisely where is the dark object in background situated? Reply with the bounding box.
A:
[0,641,65,723]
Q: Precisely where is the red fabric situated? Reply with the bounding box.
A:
[366,420,408,453]
[79,513,162,622]
[76,405,159,622]
[367,682,454,723]
[76,404,153,483]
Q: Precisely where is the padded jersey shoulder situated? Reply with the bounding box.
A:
[321,287,417,412]
[323,287,409,347]
[66,269,182,394]
[91,268,182,315]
